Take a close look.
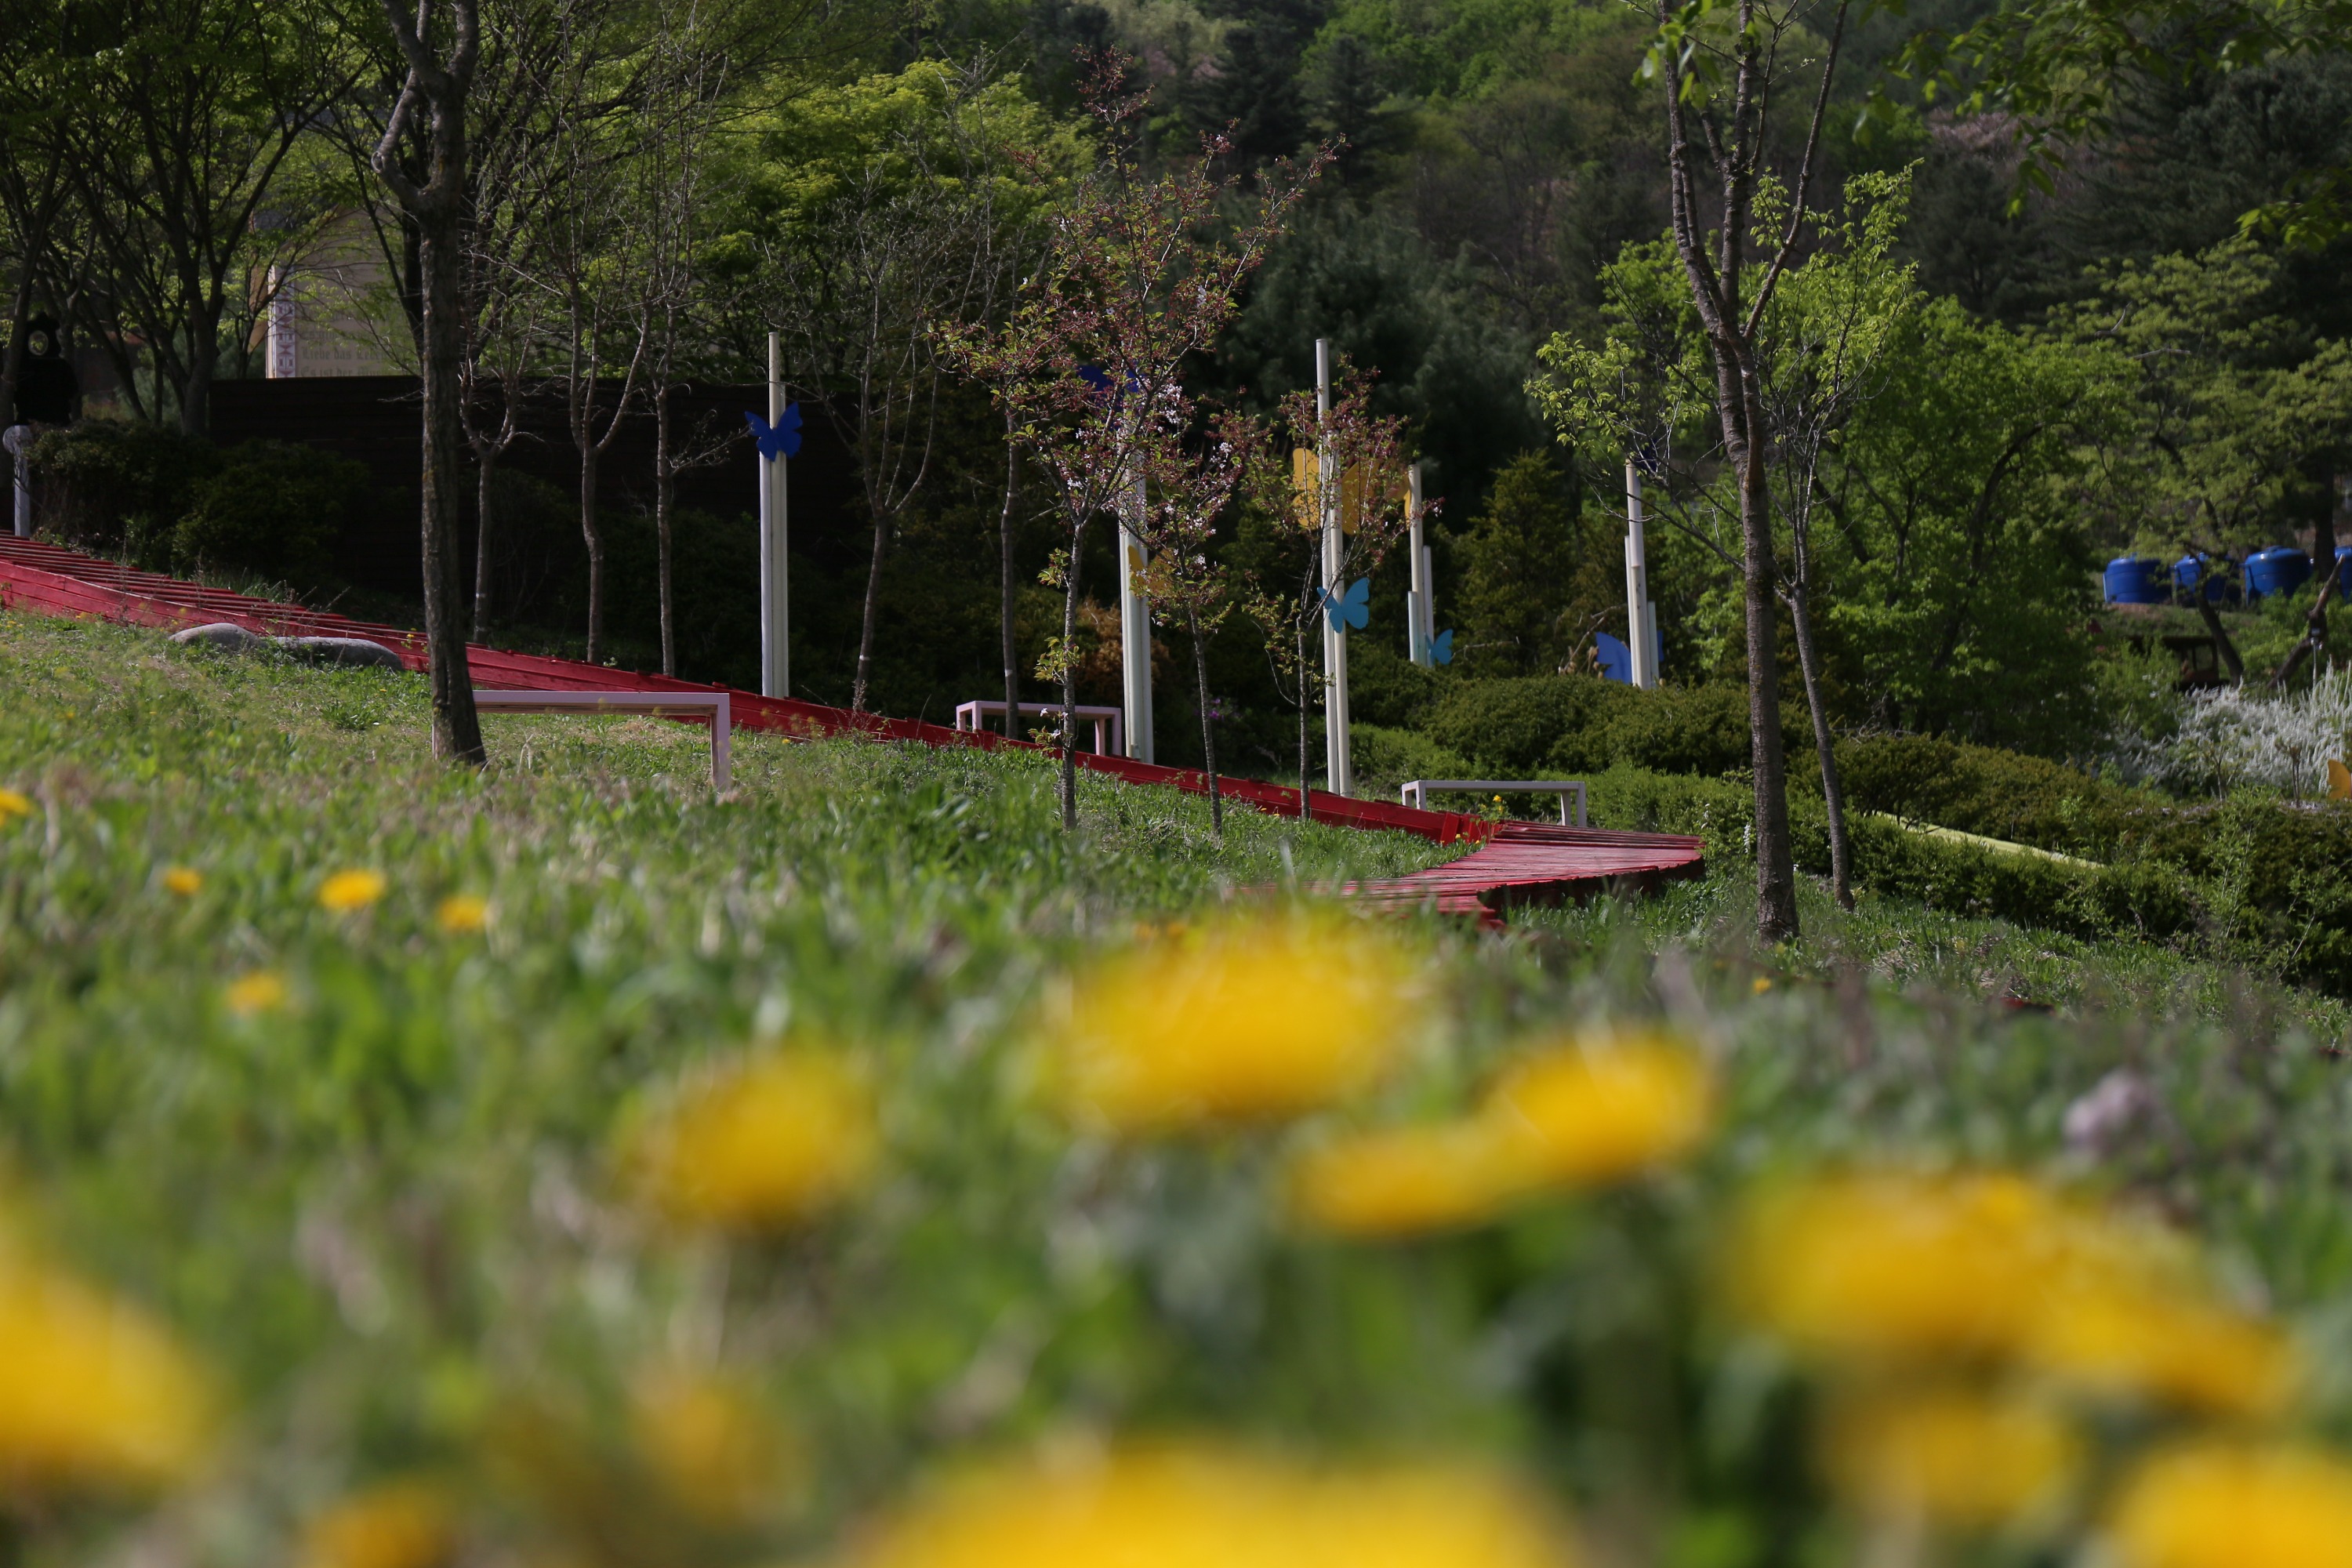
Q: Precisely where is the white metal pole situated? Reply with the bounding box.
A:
[1118,470,1154,764]
[760,333,787,699]
[1317,338,1351,797]
[1406,460,1428,667]
[6,426,28,539]
[1624,458,1654,689]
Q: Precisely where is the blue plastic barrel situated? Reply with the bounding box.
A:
[2103,556,2169,604]
[2174,553,2241,606]
[2245,547,2312,600]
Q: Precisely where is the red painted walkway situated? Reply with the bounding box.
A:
[1338,822,1706,930]
[0,534,1705,913]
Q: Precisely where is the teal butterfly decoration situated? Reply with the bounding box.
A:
[1429,628,1454,666]
[1319,577,1370,632]
[744,404,801,460]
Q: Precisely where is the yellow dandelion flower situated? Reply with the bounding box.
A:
[2027,1283,2296,1421]
[1752,976,1773,994]
[631,1367,797,1526]
[1482,1033,1714,1185]
[1288,1121,1540,1238]
[2108,1443,2352,1568]
[851,1445,1575,1568]
[1729,1171,2293,1414]
[434,895,488,935]
[1047,917,1425,1134]
[0,1265,216,1494]
[298,1479,459,1568]
[1729,1172,2086,1364]
[0,789,31,821]
[162,866,204,896]
[319,869,388,913]
[226,971,288,1017]
[621,1050,878,1230]
[1820,1387,2081,1530]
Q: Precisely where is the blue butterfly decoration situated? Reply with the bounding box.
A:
[744,403,802,461]
[1429,627,1454,666]
[1318,577,1370,633]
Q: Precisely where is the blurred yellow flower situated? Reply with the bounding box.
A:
[2029,1283,2297,1421]
[226,971,288,1017]
[1820,1387,2080,1530]
[1752,976,1773,994]
[435,895,488,935]
[0,1264,216,1494]
[1730,1171,2296,1417]
[319,869,387,912]
[1289,1122,1537,1238]
[621,1050,878,1229]
[299,1479,459,1568]
[1047,918,1425,1133]
[2108,1443,2352,1568]
[0,788,31,820]
[1731,1173,2098,1364]
[850,1445,1574,1568]
[162,866,203,896]
[1287,1033,1713,1238]
[631,1367,796,1526]
[1484,1034,1714,1186]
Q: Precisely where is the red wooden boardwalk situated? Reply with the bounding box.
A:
[1338,822,1706,929]
[0,535,1706,913]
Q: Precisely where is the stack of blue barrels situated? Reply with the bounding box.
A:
[2245,548,2312,601]
[2173,554,2241,606]
[2104,557,2169,604]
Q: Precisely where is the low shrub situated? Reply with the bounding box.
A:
[1348,723,1475,799]
[26,419,219,562]
[174,440,367,583]
[1832,733,2140,858]
[1423,676,1764,779]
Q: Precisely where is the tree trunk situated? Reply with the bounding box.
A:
[2196,593,2246,683]
[1000,419,1020,741]
[851,503,890,712]
[579,442,604,665]
[656,387,677,677]
[1189,605,1222,836]
[1785,583,1853,909]
[473,448,497,637]
[1726,353,1799,942]
[419,220,485,764]
[179,299,217,439]
[2,270,33,427]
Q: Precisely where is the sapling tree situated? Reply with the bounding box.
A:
[369,0,485,764]
[944,56,1322,828]
[1245,361,1411,806]
[1128,407,1263,834]
[1637,0,1859,942]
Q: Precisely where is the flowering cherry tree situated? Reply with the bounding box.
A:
[944,56,1324,828]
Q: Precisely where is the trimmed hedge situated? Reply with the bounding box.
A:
[1423,675,1765,778]
[1583,762,2352,993]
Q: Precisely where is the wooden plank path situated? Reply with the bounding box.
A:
[0,535,1707,914]
[1336,822,1706,929]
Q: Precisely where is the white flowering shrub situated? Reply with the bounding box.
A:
[2124,665,2352,796]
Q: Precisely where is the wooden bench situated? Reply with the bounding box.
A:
[474,690,731,789]
[1401,778,1588,827]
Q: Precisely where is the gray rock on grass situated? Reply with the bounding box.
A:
[169,621,405,670]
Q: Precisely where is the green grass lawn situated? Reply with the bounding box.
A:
[5,609,2352,1568]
